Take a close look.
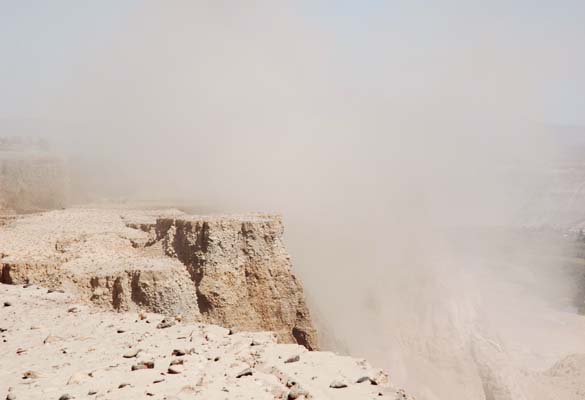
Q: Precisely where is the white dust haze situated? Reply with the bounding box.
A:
[16,3,585,399]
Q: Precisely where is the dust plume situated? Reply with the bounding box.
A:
[6,2,585,399]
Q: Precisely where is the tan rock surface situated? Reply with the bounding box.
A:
[0,207,316,349]
[0,283,410,399]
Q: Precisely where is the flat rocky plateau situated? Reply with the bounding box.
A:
[0,206,411,399]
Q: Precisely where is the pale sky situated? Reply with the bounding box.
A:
[1,1,583,126]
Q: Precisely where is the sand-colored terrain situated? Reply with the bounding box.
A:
[0,283,409,399]
[0,207,316,349]
[0,206,415,399]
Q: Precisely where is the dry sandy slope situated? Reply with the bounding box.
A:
[0,283,410,400]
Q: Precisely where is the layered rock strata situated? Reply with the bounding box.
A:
[0,207,317,349]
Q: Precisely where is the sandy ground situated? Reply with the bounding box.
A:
[0,283,409,400]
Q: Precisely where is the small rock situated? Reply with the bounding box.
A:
[22,371,39,380]
[58,394,72,400]
[356,376,378,385]
[3,302,11,307]
[284,355,300,364]
[123,349,141,358]
[169,359,184,366]
[118,383,131,389]
[47,289,65,294]
[153,379,165,384]
[167,365,184,374]
[67,372,89,385]
[235,368,254,378]
[156,318,175,329]
[67,307,80,313]
[329,379,348,389]
[44,335,61,344]
[288,385,309,400]
[0,327,7,333]
[116,329,126,334]
[6,394,16,400]
[172,349,186,356]
[87,390,97,395]
[131,361,154,371]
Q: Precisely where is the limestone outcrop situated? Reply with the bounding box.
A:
[155,215,317,349]
[0,207,318,349]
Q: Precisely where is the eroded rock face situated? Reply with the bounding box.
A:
[0,207,318,349]
[155,216,318,349]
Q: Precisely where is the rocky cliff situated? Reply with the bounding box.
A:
[0,207,317,349]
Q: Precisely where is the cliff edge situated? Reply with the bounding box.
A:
[0,207,317,349]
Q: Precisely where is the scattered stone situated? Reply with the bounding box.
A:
[67,307,79,313]
[43,335,61,344]
[22,370,39,380]
[122,349,141,358]
[236,368,254,378]
[116,329,126,334]
[284,355,300,364]
[156,318,175,329]
[329,379,348,389]
[288,385,310,400]
[167,364,184,374]
[3,302,11,307]
[47,289,65,294]
[0,327,7,333]
[169,359,184,366]
[16,348,27,355]
[118,383,131,389]
[87,390,97,395]
[65,369,92,385]
[131,361,154,371]
[153,379,165,384]
[172,349,186,356]
[58,394,72,400]
[356,376,378,385]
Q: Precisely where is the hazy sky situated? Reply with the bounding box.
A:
[1,1,584,126]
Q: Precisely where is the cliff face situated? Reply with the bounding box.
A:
[0,208,318,349]
[155,216,317,349]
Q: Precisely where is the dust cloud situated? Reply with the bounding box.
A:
[9,2,585,399]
